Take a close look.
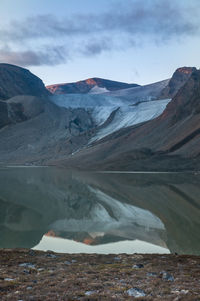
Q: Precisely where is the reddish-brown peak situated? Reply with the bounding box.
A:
[85,78,97,85]
[176,67,196,75]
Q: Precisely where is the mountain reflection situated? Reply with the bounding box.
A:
[0,167,200,254]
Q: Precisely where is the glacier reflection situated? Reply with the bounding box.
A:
[0,167,200,254]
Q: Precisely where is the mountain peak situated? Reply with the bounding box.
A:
[159,66,196,99]
[0,63,50,100]
[46,77,139,95]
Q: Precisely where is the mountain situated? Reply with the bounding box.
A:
[58,68,200,171]
[0,63,50,100]
[159,67,196,99]
[50,78,170,142]
[0,64,95,164]
[46,77,139,94]
[0,63,199,170]
[103,79,170,101]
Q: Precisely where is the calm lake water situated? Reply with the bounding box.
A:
[0,167,200,255]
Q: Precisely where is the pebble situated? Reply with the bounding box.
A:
[127,288,146,297]
[26,286,33,290]
[85,290,96,296]
[114,256,121,261]
[161,271,174,281]
[46,254,57,259]
[147,272,157,277]
[23,269,30,274]
[64,261,71,265]
[29,250,35,256]
[133,263,144,269]
[19,263,36,269]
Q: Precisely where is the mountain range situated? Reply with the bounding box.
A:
[0,63,199,171]
[46,77,139,94]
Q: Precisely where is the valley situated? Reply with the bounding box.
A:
[0,63,199,171]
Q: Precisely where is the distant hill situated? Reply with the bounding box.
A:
[46,77,139,94]
[0,63,50,100]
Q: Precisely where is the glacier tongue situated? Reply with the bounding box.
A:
[91,99,171,142]
[50,93,125,126]
[50,93,170,142]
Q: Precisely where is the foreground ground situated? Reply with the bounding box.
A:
[0,249,200,300]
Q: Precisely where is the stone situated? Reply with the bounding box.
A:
[64,261,71,265]
[19,263,36,269]
[127,288,146,297]
[161,271,174,281]
[85,290,96,296]
[4,278,14,281]
[147,272,157,277]
[46,254,57,259]
[133,264,144,269]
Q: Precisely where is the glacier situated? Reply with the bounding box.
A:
[50,88,170,142]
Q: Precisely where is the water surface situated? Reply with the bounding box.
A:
[0,167,200,254]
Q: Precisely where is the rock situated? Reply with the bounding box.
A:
[147,272,157,277]
[4,278,14,281]
[23,269,30,274]
[161,271,174,281]
[64,261,71,265]
[19,263,36,269]
[133,264,144,269]
[46,254,57,259]
[85,290,96,296]
[29,250,35,256]
[127,288,146,297]
[26,286,33,290]
[71,259,77,263]
[114,256,121,261]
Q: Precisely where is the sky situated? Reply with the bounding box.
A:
[0,0,200,85]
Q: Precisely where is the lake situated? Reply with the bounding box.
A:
[0,167,200,255]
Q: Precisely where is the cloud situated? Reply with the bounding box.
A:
[80,38,113,56]
[0,46,68,67]
[1,0,200,66]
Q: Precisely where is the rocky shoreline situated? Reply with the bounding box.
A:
[0,249,200,300]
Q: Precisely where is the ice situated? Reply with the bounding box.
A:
[91,99,171,142]
[89,85,109,94]
[50,92,170,142]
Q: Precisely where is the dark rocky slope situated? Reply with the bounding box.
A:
[0,65,95,164]
[0,98,94,164]
[59,69,200,171]
[46,77,139,94]
[159,66,196,99]
[0,63,50,100]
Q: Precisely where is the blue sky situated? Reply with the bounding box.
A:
[0,0,200,85]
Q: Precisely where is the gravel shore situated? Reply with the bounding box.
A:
[0,249,200,300]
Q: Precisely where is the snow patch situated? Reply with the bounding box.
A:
[89,85,109,94]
